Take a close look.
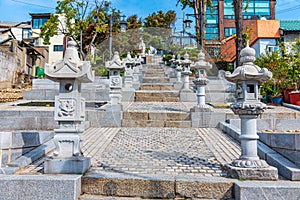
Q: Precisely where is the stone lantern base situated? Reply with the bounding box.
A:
[225,163,278,180]
[44,156,91,174]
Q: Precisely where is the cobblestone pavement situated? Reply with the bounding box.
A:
[87,127,241,177]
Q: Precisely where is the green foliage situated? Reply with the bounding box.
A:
[144,10,176,28]
[40,0,107,58]
[255,39,300,97]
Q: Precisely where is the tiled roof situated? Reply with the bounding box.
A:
[280,20,300,31]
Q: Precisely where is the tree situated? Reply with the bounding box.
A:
[144,10,176,29]
[40,0,107,60]
[233,0,244,66]
[176,0,212,48]
[126,15,142,30]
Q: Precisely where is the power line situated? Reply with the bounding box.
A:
[276,4,300,14]
[11,0,55,9]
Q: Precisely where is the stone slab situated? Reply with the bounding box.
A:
[82,171,175,199]
[179,91,197,102]
[192,112,226,128]
[44,156,91,174]
[235,180,300,200]
[0,175,81,200]
[225,164,278,180]
[175,176,234,199]
[8,139,55,169]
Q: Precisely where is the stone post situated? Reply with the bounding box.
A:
[122,52,135,102]
[44,41,94,174]
[169,55,177,83]
[190,51,212,110]
[173,54,183,90]
[133,56,141,89]
[224,45,278,180]
[105,51,124,106]
[179,52,196,102]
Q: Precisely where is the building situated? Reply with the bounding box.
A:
[0,21,48,88]
[280,20,300,53]
[204,0,277,62]
[30,13,65,64]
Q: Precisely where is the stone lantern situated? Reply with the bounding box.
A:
[105,51,124,106]
[122,52,135,101]
[190,51,212,110]
[224,44,278,180]
[169,55,177,82]
[179,52,196,101]
[173,53,183,90]
[133,55,141,89]
[44,41,94,174]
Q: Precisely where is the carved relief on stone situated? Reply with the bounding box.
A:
[110,76,122,88]
[54,96,84,121]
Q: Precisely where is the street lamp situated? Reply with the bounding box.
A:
[109,14,127,59]
[183,17,192,29]
[185,13,203,48]
[119,15,127,33]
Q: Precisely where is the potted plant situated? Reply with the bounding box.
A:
[256,40,300,105]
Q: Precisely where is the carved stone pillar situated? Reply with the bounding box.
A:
[44,41,94,174]
[191,51,212,110]
[105,51,124,106]
[224,44,278,180]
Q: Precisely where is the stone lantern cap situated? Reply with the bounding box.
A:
[45,41,94,83]
[174,53,181,65]
[180,52,192,66]
[225,45,272,83]
[122,52,135,66]
[105,51,124,72]
[191,51,212,71]
[134,55,142,66]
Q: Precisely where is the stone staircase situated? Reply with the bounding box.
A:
[134,64,180,102]
[122,64,192,128]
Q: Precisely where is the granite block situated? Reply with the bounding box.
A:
[266,152,300,180]
[44,157,91,174]
[11,131,54,148]
[270,133,295,150]
[82,172,175,199]
[0,132,12,149]
[0,175,81,200]
[235,180,300,200]
[176,177,233,199]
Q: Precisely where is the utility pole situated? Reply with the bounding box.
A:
[109,14,113,59]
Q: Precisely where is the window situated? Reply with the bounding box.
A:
[206,25,219,40]
[267,45,279,53]
[224,27,236,37]
[32,17,49,29]
[207,47,220,58]
[224,0,271,20]
[22,28,31,39]
[205,0,219,40]
[53,45,63,52]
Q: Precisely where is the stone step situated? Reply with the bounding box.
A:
[140,83,174,90]
[134,96,180,102]
[135,90,180,102]
[122,119,192,127]
[142,77,169,83]
[123,112,191,121]
[81,172,234,199]
[122,111,191,127]
[135,90,179,97]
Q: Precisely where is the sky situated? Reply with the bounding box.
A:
[0,0,300,30]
